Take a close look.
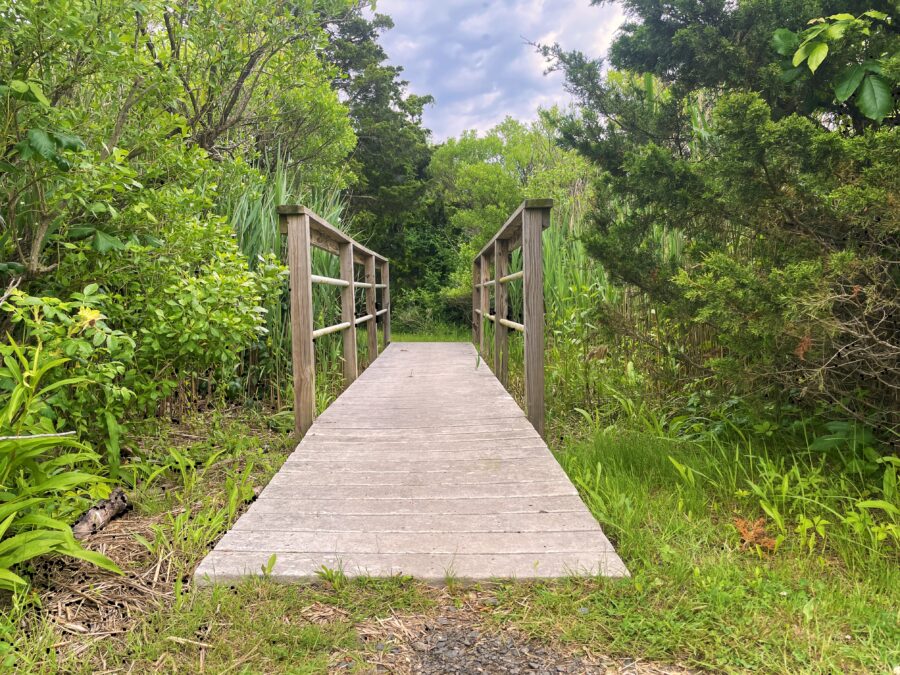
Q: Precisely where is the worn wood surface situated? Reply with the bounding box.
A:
[364,255,378,362]
[522,205,547,437]
[494,238,509,386]
[380,261,391,346]
[194,342,627,584]
[285,212,315,435]
[339,242,357,385]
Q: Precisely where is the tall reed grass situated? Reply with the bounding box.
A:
[222,164,372,411]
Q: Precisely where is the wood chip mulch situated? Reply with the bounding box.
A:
[25,505,185,663]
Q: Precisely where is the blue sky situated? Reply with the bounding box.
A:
[371,0,625,141]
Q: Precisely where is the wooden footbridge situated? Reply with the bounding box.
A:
[195,202,626,583]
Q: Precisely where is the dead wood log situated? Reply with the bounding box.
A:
[73,487,129,539]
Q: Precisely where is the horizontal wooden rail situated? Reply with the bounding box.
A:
[311,274,350,287]
[278,205,387,265]
[499,270,524,284]
[473,199,551,436]
[278,205,390,435]
[498,317,524,333]
[312,321,352,339]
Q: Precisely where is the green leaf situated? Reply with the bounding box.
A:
[83,283,99,296]
[834,65,866,102]
[25,129,56,160]
[9,80,28,94]
[863,10,888,21]
[27,81,50,106]
[93,230,125,253]
[856,499,900,515]
[823,22,848,41]
[50,131,85,151]
[792,41,813,67]
[806,42,829,73]
[827,13,855,21]
[67,227,96,241]
[856,74,893,122]
[772,29,799,56]
[0,568,27,590]
[61,545,122,575]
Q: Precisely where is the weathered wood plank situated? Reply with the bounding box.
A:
[244,494,591,516]
[522,204,548,437]
[339,242,357,385]
[285,211,315,435]
[214,530,614,555]
[230,511,603,533]
[365,255,378,361]
[257,481,578,501]
[195,551,627,584]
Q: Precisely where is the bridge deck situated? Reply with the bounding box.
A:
[194,342,627,583]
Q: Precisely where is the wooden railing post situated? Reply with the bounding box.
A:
[479,254,490,357]
[472,259,481,345]
[339,242,358,385]
[494,238,509,386]
[365,254,378,361]
[381,261,391,346]
[522,203,548,436]
[279,207,316,436]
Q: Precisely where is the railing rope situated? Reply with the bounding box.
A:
[278,205,390,435]
[472,199,551,436]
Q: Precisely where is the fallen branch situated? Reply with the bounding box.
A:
[73,487,130,539]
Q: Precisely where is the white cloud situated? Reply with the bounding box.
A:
[371,0,625,141]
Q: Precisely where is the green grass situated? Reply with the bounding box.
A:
[490,430,900,674]
[392,323,470,342]
[53,577,432,674]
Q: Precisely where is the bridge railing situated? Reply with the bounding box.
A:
[473,199,552,436]
[278,205,390,435]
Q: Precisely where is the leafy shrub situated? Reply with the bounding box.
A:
[1,286,135,473]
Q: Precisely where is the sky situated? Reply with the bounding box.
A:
[370,0,625,141]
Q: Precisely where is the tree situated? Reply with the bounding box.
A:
[589,0,895,118]
[1,0,357,282]
[544,4,900,431]
[325,10,444,291]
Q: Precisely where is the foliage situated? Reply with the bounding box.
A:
[543,8,899,434]
[774,9,898,123]
[0,341,120,592]
[0,0,357,282]
[1,287,135,472]
[588,0,895,118]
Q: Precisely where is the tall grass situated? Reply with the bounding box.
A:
[222,165,369,411]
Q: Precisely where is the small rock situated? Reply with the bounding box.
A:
[577,607,589,615]
[413,641,428,652]
[483,597,499,606]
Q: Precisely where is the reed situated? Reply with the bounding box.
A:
[223,165,362,411]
